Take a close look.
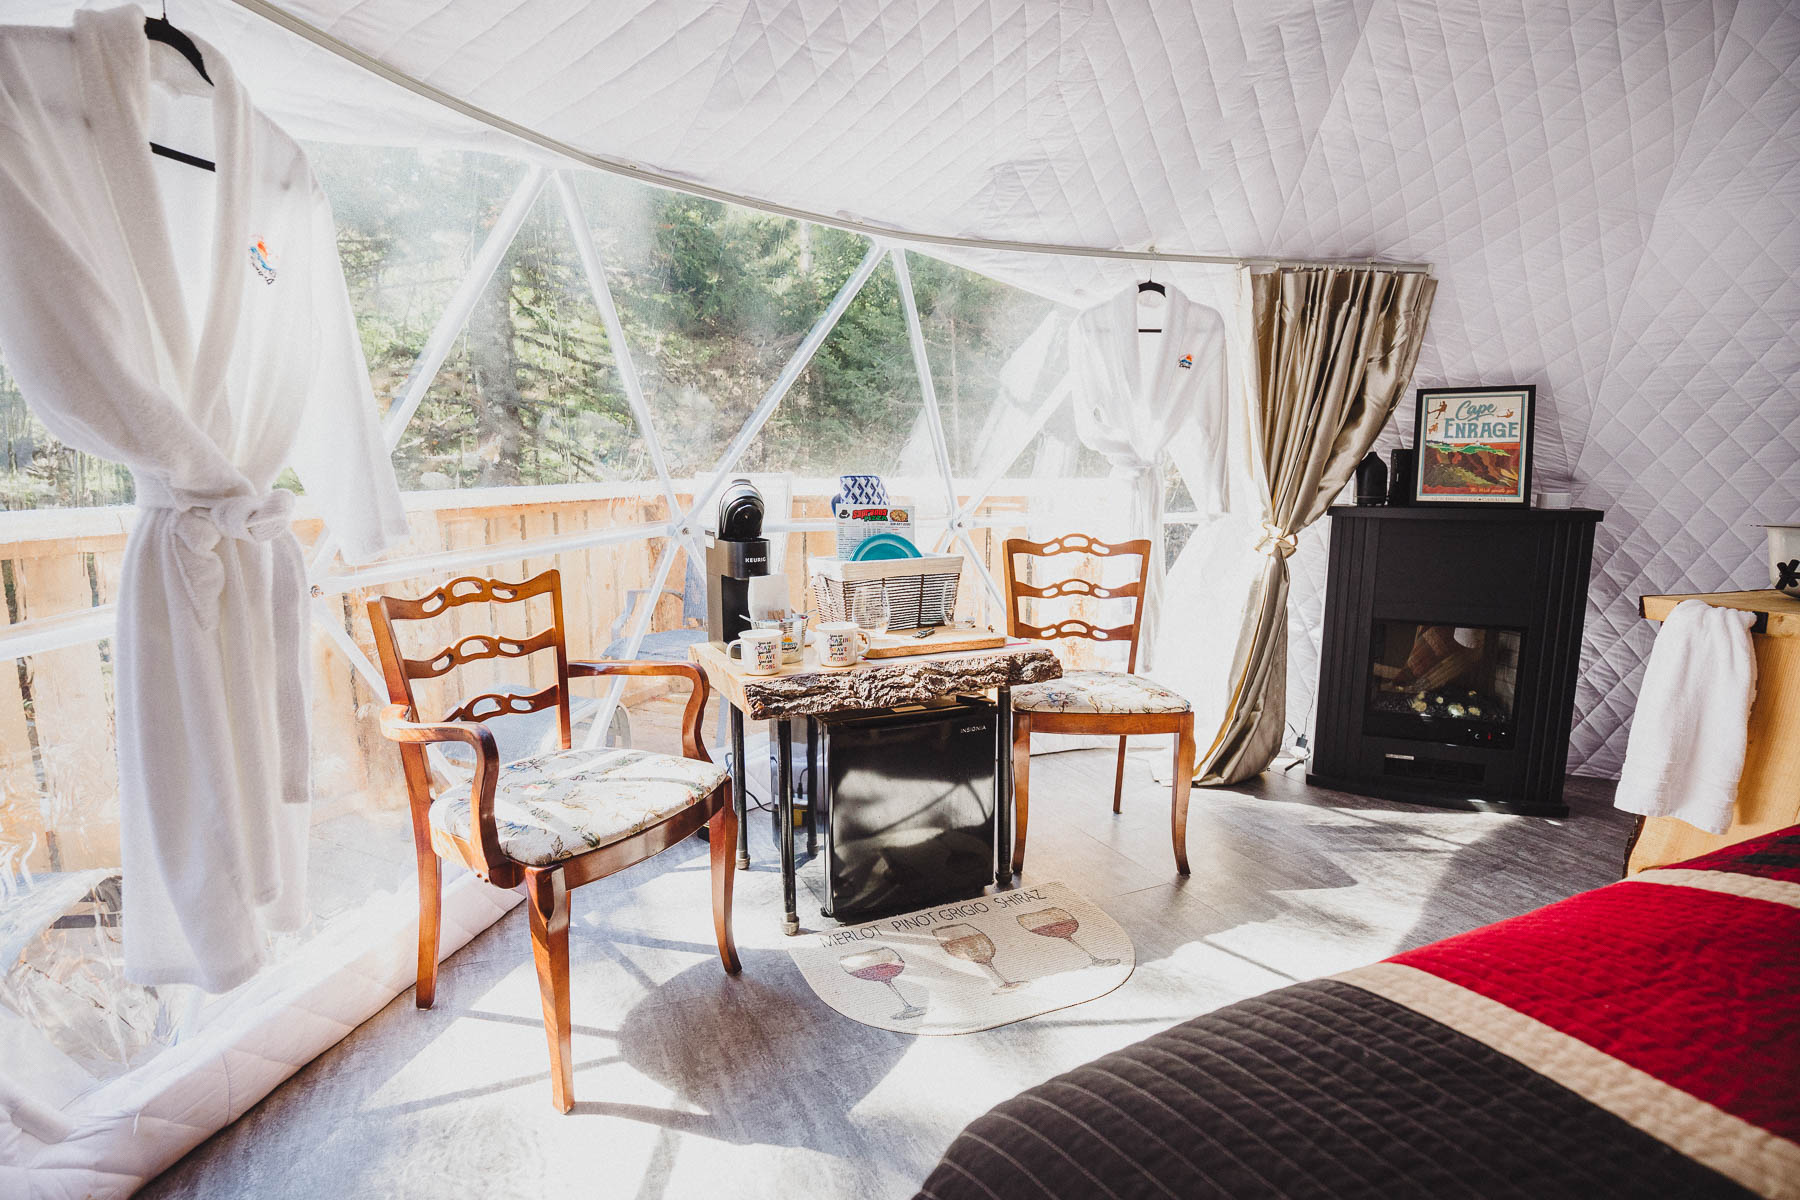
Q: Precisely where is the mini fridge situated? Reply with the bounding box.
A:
[815,697,997,921]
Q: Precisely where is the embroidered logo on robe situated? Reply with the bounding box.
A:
[249,238,278,285]
[1177,353,1193,369]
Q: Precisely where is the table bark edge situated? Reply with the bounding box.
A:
[695,643,1063,721]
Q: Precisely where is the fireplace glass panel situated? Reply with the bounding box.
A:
[1365,622,1522,747]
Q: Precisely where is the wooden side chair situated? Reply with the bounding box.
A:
[367,568,740,1113]
[1003,534,1197,876]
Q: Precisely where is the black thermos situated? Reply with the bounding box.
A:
[1354,452,1387,506]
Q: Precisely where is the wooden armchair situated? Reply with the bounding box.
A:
[368,569,739,1112]
[1003,534,1196,876]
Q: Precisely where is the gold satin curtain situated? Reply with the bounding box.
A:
[1198,267,1437,784]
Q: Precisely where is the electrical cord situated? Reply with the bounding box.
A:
[724,750,780,814]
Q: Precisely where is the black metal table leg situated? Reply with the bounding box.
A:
[777,717,798,935]
[804,717,819,859]
[729,706,750,870]
[995,686,1013,886]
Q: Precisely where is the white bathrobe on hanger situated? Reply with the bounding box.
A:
[0,9,408,991]
[1068,284,1229,661]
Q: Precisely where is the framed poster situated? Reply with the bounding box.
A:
[1412,385,1535,506]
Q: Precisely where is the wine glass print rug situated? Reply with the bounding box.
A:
[787,881,1134,1034]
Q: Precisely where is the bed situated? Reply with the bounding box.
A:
[915,827,1800,1200]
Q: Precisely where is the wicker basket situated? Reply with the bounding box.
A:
[811,555,963,630]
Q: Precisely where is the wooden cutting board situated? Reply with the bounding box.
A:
[862,628,1008,658]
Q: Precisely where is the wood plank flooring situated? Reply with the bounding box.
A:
[140,750,1632,1200]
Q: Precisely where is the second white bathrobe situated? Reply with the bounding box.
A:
[1068,284,1230,661]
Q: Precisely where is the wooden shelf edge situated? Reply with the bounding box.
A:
[1639,589,1799,637]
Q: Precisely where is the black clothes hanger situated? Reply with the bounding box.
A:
[145,6,216,172]
[1137,277,1166,333]
[145,12,211,85]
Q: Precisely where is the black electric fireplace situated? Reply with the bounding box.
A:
[1364,620,1523,747]
[1308,505,1601,816]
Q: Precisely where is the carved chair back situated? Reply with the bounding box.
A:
[366,569,739,1111]
[368,569,574,752]
[1001,534,1152,674]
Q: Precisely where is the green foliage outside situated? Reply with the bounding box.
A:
[0,363,133,509]
[0,145,1056,509]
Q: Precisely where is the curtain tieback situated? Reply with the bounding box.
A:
[1104,453,1158,479]
[137,482,304,632]
[1254,523,1299,559]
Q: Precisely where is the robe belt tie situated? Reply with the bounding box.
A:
[135,478,312,806]
[1254,523,1299,559]
[136,481,305,634]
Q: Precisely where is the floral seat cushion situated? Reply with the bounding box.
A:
[429,746,726,867]
[1011,669,1191,715]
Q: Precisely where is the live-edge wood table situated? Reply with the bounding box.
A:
[689,638,1062,934]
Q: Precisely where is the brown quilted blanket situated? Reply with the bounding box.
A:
[916,828,1800,1200]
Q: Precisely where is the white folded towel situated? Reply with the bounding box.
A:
[1614,599,1758,834]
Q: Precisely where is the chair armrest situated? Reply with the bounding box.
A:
[375,704,508,881]
[377,703,497,752]
[568,661,713,763]
[568,660,707,683]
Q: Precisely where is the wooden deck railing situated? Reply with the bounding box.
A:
[0,480,1047,877]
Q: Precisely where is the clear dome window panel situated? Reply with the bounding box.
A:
[0,627,417,1097]
[735,252,926,503]
[722,252,949,611]
[1165,460,1196,512]
[305,145,527,435]
[901,252,1067,480]
[0,631,145,1094]
[0,358,134,510]
[352,183,661,497]
[1164,462,1198,567]
[565,172,833,481]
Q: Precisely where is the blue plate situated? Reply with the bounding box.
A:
[851,533,921,561]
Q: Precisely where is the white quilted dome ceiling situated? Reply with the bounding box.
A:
[17,0,1800,772]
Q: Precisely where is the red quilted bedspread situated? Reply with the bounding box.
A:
[1352,826,1800,1195]
[1393,874,1798,1138]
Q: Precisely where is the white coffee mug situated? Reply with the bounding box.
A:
[817,621,867,668]
[730,628,783,676]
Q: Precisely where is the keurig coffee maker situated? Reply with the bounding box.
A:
[706,478,769,644]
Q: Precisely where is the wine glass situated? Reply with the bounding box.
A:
[934,923,1024,992]
[839,946,924,1020]
[849,585,892,641]
[1017,906,1120,968]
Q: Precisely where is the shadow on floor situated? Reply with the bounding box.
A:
[136,756,1635,1200]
